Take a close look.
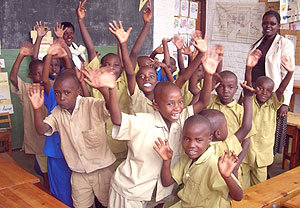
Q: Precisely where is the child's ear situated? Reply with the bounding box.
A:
[208,134,213,144]
[214,130,221,141]
[152,100,159,111]
[28,72,33,79]
[77,88,81,95]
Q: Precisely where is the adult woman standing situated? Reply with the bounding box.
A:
[248,10,295,166]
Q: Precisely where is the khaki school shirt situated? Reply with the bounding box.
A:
[181,80,203,107]
[111,106,194,202]
[171,146,239,208]
[44,96,116,173]
[244,93,283,167]
[11,77,47,154]
[129,84,155,115]
[210,134,242,157]
[207,94,256,138]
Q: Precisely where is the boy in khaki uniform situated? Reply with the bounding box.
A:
[10,43,48,186]
[154,115,243,207]
[242,50,295,188]
[28,69,120,208]
[108,44,218,207]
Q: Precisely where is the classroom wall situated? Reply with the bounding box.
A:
[206,0,300,113]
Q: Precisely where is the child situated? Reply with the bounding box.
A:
[9,42,48,188]
[242,50,295,188]
[108,46,218,207]
[154,115,243,207]
[28,67,119,208]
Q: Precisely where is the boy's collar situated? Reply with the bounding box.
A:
[154,111,180,131]
[216,97,237,108]
[190,145,214,165]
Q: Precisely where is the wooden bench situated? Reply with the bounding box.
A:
[282,193,300,208]
[232,166,300,207]
[0,153,39,190]
[282,112,300,169]
[0,183,68,208]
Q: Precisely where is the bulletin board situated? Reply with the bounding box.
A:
[259,0,300,65]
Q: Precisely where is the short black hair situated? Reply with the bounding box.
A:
[61,22,75,32]
[29,60,44,73]
[154,81,180,101]
[184,114,211,133]
[101,53,119,65]
[219,70,238,83]
[263,10,280,24]
[199,109,226,134]
[54,71,80,89]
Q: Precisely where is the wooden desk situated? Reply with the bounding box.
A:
[0,154,39,190]
[232,166,300,208]
[289,80,300,112]
[0,183,68,208]
[282,193,300,208]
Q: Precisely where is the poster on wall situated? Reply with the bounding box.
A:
[187,18,196,34]
[280,0,300,24]
[179,17,188,34]
[174,17,180,34]
[0,72,14,114]
[174,0,180,16]
[212,2,265,43]
[190,2,198,19]
[180,0,189,17]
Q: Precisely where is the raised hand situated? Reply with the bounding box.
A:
[47,41,67,58]
[109,20,132,44]
[77,0,87,20]
[27,83,45,110]
[20,42,34,56]
[191,30,207,53]
[247,49,262,68]
[153,44,164,54]
[183,42,193,56]
[153,138,173,161]
[75,65,85,83]
[240,81,255,96]
[148,60,167,70]
[53,22,67,39]
[281,54,295,72]
[173,35,184,50]
[202,48,218,75]
[143,0,152,23]
[82,66,116,89]
[218,150,239,179]
[162,37,173,44]
[35,21,49,38]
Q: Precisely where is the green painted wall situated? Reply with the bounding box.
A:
[0,46,117,149]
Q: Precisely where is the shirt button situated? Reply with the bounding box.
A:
[80,153,83,157]
[186,173,190,177]
[74,136,77,139]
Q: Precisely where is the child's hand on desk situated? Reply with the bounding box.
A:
[247,49,262,68]
[82,66,116,89]
[53,22,67,39]
[153,137,173,161]
[109,20,132,44]
[143,0,152,23]
[19,42,34,57]
[191,30,207,53]
[47,41,67,58]
[35,21,49,38]
[27,83,44,110]
[218,150,239,179]
[202,48,218,75]
[281,55,295,73]
[173,35,184,50]
[77,0,87,20]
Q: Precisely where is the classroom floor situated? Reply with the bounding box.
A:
[11,149,288,185]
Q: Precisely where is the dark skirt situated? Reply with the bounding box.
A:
[273,110,287,154]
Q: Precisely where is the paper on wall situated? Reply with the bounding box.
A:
[190,2,198,19]
[180,0,189,17]
[187,18,196,34]
[285,34,297,52]
[179,17,188,34]
[174,0,180,16]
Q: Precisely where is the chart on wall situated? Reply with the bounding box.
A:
[212,2,265,43]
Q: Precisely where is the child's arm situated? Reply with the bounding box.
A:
[75,66,90,97]
[234,82,254,143]
[162,37,173,72]
[215,44,224,74]
[188,69,202,96]
[33,21,49,60]
[183,43,195,65]
[153,138,176,187]
[53,22,73,62]
[149,60,174,82]
[82,66,122,126]
[129,0,152,67]
[276,55,295,101]
[173,35,185,73]
[27,83,51,134]
[245,49,262,87]
[10,42,34,89]
[218,151,243,201]
[76,0,97,62]
[109,20,135,95]
[149,44,163,59]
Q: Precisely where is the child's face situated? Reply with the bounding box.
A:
[101,55,122,79]
[255,79,274,104]
[29,64,43,84]
[49,58,61,80]
[216,74,238,105]
[182,122,212,161]
[63,27,74,47]
[154,86,184,124]
[54,78,80,114]
[136,67,158,94]
[169,58,177,74]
